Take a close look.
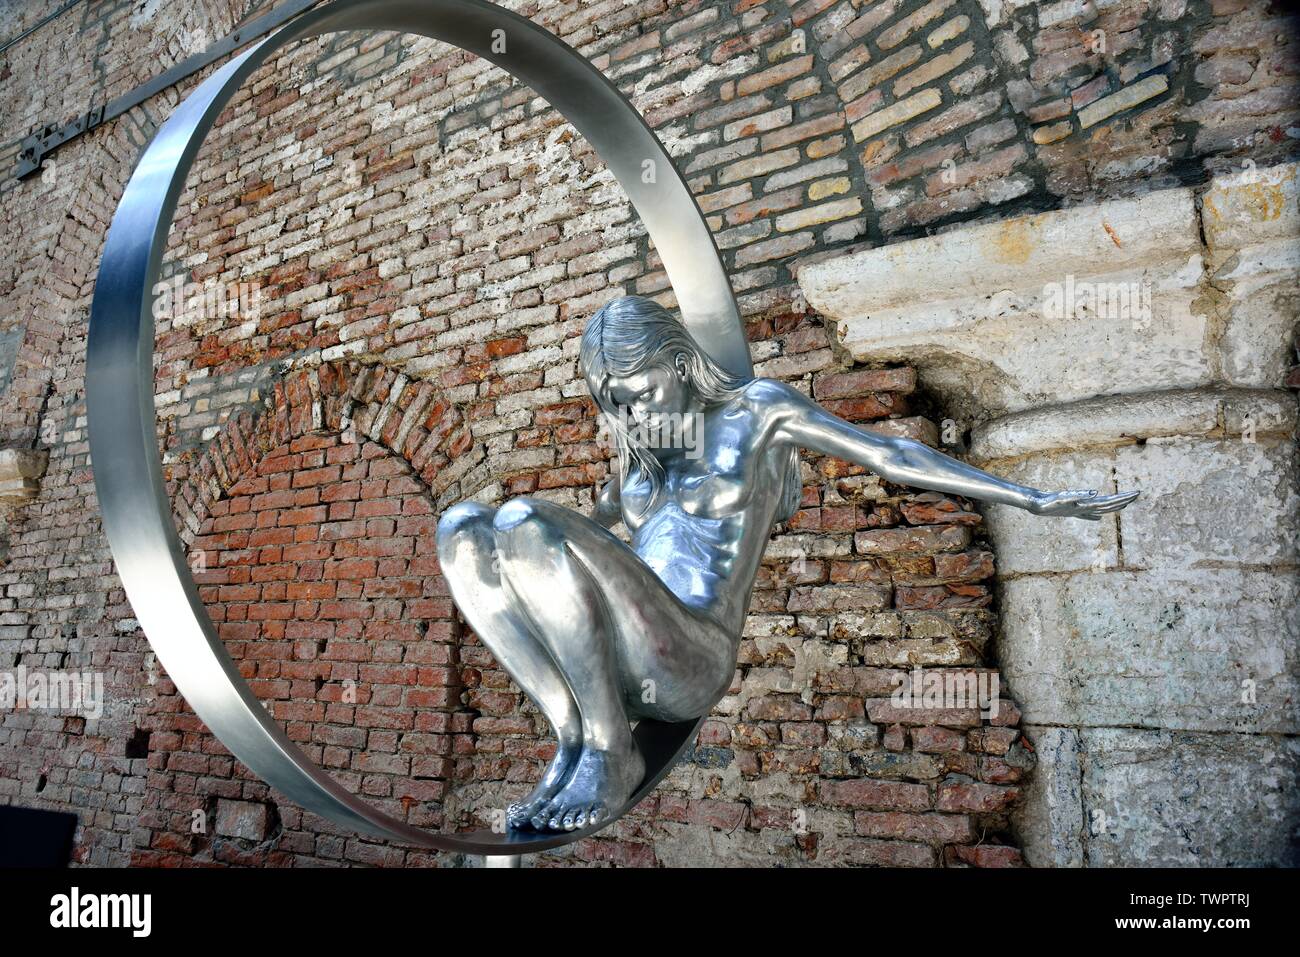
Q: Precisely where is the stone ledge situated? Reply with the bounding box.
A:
[968,387,1298,462]
[800,187,1198,315]
[799,186,1204,418]
[0,448,49,506]
[797,161,1300,418]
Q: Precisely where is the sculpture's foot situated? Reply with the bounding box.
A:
[506,741,580,830]
[530,741,646,832]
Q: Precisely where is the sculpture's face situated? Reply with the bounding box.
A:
[604,356,694,430]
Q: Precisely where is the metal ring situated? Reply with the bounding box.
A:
[87,0,745,854]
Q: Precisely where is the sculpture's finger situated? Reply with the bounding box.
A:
[1092,491,1141,511]
[1111,490,1141,504]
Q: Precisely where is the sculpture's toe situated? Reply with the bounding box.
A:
[532,798,562,831]
[506,801,536,829]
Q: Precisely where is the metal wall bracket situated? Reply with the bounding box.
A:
[13,0,321,181]
[16,108,101,178]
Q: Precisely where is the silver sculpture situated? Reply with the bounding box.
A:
[86,0,1136,854]
[438,295,1138,832]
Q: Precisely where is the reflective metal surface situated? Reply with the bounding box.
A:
[86,0,746,854]
[438,295,1139,832]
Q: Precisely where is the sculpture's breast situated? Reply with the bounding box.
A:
[675,451,751,515]
[676,409,765,517]
[631,502,740,609]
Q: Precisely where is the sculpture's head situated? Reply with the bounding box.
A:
[580,295,740,427]
[580,295,801,521]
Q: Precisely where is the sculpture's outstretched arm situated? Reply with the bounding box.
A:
[764,380,1138,521]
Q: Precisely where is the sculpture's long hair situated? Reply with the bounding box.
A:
[580,295,802,524]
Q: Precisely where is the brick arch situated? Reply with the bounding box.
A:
[134,358,493,866]
[169,358,481,547]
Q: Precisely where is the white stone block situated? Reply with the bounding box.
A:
[1114,436,1300,569]
[1000,568,1299,734]
[1079,728,1300,866]
[1201,161,1299,252]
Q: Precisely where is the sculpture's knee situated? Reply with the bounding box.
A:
[492,497,556,555]
[436,501,495,560]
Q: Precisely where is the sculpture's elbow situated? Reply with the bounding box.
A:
[876,436,927,483]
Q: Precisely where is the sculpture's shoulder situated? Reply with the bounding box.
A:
[731,376,800,410]
[730,377,802,432]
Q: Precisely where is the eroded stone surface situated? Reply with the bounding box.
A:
[1079,728,1300,867]
[1114,437,1300,569]
[1000,568,1299,734]
[1011,726,1083,868]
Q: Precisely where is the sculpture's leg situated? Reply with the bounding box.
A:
[435,502,583,828]
[492,497,735,832]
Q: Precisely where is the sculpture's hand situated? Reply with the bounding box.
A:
[1029,489,1140,520]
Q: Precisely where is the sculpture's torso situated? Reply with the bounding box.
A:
[619,383,792,635]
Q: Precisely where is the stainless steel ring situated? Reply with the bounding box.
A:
[87,0,746,854]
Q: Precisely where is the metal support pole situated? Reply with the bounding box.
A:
[484,854,522,868]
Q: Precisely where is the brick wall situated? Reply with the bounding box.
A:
[0,0,1295,866]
